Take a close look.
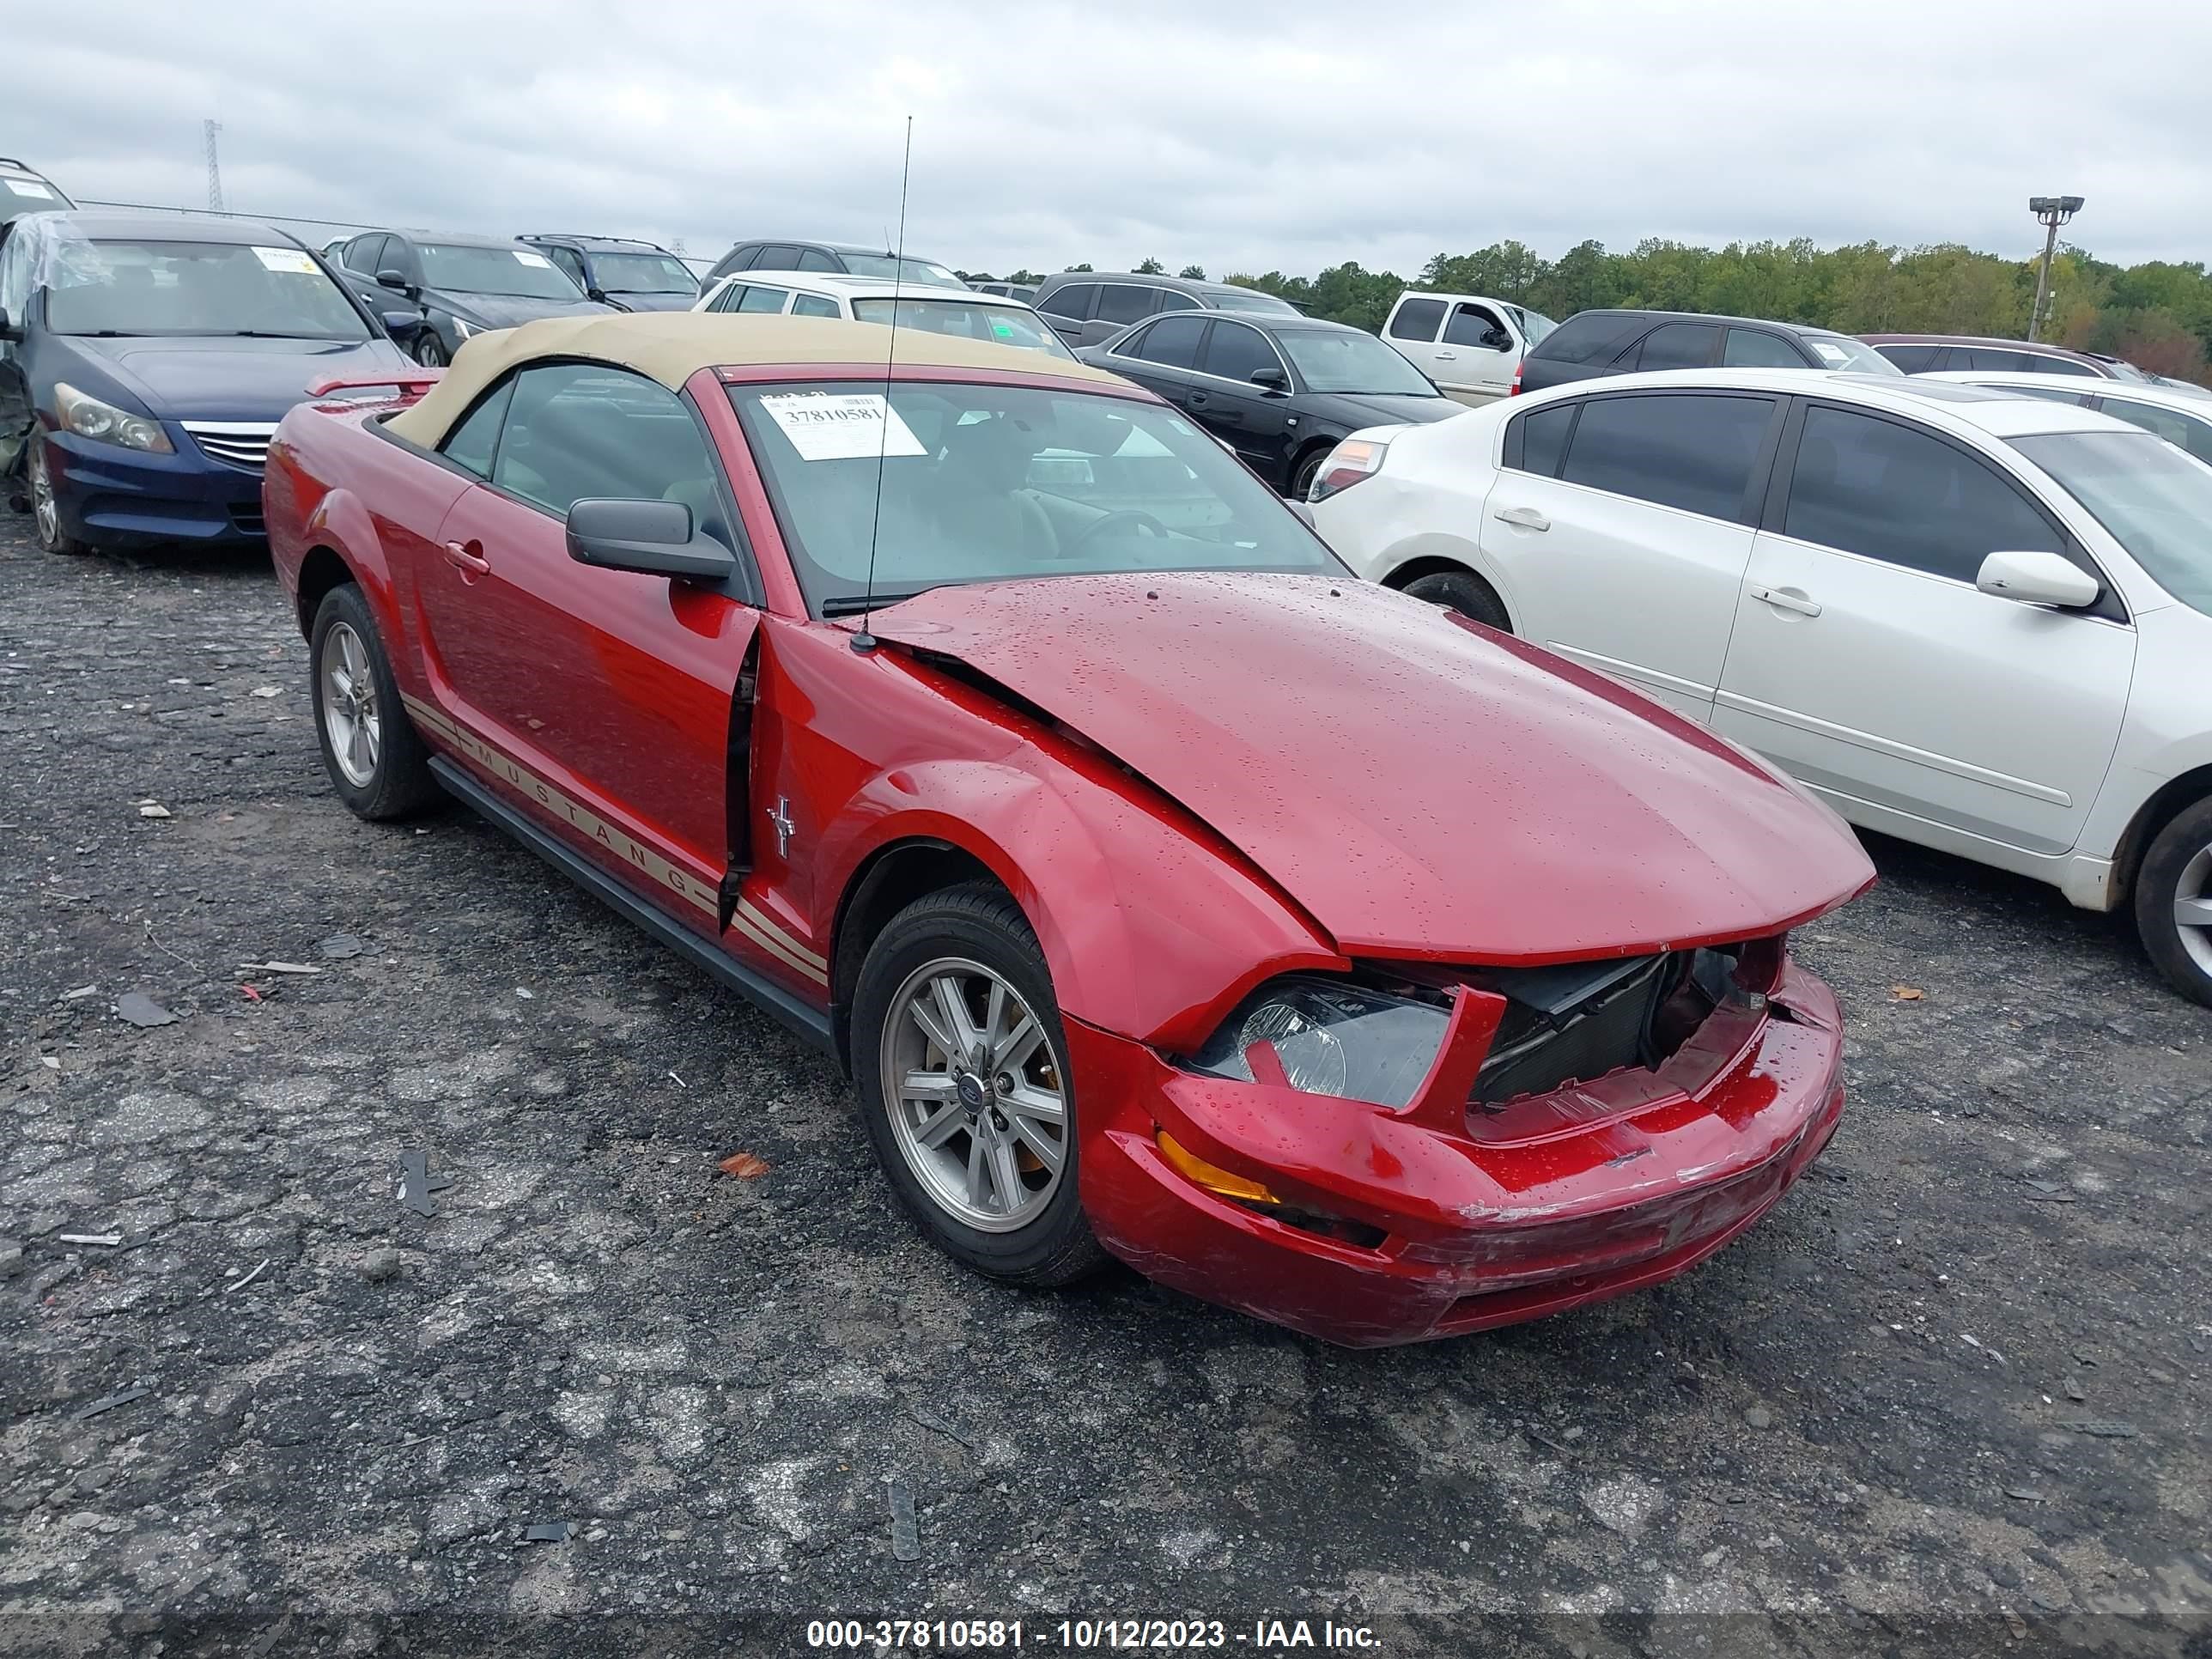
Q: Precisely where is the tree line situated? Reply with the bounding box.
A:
[967,240,2212,383]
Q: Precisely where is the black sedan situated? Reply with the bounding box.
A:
[328,229,611,366]
[1079,312,1463,497]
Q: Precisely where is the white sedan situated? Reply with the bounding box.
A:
[1308,368,2212,1006]
[692,270,1075,362]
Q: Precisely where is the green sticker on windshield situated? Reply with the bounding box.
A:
[992,320,1014,337]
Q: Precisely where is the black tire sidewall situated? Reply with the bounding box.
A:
[2135,798,2212,1009]
[1404,568,1510,631]
[851,888,1099,1284]
[1290,446,1328,501]
[308,585,434,820]
[413,330,447,368]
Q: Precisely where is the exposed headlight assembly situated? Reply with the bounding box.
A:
[53,383,172,453]
[451,316,477,341]
[1187,977,1450,1109]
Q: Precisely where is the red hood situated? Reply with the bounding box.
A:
[870,573,1873,962]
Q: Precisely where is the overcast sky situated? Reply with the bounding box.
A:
[9,0,2209,277]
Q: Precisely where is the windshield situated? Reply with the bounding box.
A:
[848,297,1074,360]
[1274,329,1438,396]
[731,380,1341,613]
[2012,429,2212,616]
[1804,334,1902,374]
[1506,305,1559,345]
[834,254,967,289]
[586,251,696,295]
[418,243,581,299]
[45,240,368,339]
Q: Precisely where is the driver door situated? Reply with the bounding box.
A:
[1435,301,1520,402]
[406,363,761,926]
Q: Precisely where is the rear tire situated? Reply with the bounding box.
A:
[309,584,441,821]
[852,882,1107,1288]
[2134,796,2212,1008]
[28,434,90,556]
[1402,568,1510,631]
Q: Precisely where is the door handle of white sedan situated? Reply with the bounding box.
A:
[1435,350,1458,361]
[1493,506,1549,531]
[1750,584,1821,617]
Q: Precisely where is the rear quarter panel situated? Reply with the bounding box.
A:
[1313,415,1512,608]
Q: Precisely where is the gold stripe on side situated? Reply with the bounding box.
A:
[397,692,718,920]
[735,896,829,972]
[727,904,831,987]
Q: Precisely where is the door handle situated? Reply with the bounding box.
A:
[1188,392,1210,404]
[1435,350,1458,361]
[1493,506,1549,532]
[443,540,490,576]
[1750,584,1821,617]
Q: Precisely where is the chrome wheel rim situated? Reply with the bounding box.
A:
[319,621,380,787]
[880,956,1066,1233]
[30,444,58,544]
[2177,842,2212,978]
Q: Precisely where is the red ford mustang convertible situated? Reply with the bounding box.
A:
[265,314,1873,1346]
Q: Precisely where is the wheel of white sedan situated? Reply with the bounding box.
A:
[852,882,1107,1286]
[2136,797,2212,1009]
[309,585,441,822]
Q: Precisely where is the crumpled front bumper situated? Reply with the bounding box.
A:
[1069,956,1845,1347]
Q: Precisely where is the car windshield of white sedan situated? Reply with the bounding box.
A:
[44,240,370,340]
[1274,329,1437,396]
[834,254,968,288]
[848,297,1074,359]
[417,244,582,300]
[2013,429,2212,615]
[586,252,696,295]
[732,381,1340,611]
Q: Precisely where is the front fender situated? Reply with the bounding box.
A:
[823,756,1345,1054]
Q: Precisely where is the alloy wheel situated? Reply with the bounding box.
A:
[879,955,1068,1233]
[320,621,382,787]
[2176,842,2212,979]
[29,443,59,545]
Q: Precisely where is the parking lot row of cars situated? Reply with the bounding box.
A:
[3,154,2209,1344]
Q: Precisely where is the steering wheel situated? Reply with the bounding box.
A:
[1065,508,1170,557]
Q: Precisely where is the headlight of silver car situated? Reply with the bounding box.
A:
[451,316,477,340]
[54,383,173,453]
[1186,977,1451,1109]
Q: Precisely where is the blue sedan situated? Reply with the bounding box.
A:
[0,210,417,554]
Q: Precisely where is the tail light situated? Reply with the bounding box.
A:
[1508,360,1524,395]
[1308,436,1389,502]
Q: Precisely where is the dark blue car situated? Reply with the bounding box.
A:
[0,210,416,554]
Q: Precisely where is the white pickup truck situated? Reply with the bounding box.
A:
[1380,289,1557,406]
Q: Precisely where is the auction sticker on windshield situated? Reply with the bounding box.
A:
[759,392,927,461]
[514,250,555,268]
[3,178,55,199]
[1810,342,1851,366]
[252,246,319,275]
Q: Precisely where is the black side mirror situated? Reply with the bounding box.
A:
[375,269,417,297]
[1249,366,1289,392]
[0,306,19,343]
[586,286,608,303]
[566,498,737,583]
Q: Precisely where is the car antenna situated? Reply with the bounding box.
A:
[851,115,913,656]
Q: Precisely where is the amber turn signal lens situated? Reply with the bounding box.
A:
[1156,1131,1280,1206]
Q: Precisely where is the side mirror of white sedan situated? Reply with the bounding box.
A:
[1977,549,2101,609]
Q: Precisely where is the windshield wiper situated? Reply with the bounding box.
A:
[821,592,924,617]
[228,330,348,339]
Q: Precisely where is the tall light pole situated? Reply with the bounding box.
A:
[2027,194,2082,343]
[204,118,225,214]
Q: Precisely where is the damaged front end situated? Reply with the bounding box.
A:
[1069,934,1844,1346]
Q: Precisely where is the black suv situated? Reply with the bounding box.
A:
[1516,309,1899,394]
[516,234,700,313]
[1031,271,1297,350]
[704,239,967,289]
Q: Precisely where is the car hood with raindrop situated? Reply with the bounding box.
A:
[867,572,1874,962]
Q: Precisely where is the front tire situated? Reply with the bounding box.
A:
[1288,445,1330,501]
[309,584,440,821]
[852,883,1107,1287]
[2135,797,2212,1008]
[27,434,90,556]
[411,329,448,368]
[1401,568,1510,631]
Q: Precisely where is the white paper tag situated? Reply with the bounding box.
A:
[4,178,55,200]
[252,246,318,275]
[514,249,554,268]
[759,392,926,461]
[1810,342,1850,367]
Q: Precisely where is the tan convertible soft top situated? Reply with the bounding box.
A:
[385,312,1127,446]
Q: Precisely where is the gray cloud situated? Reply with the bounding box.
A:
[9,0,2207,277]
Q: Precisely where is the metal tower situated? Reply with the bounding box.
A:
[204,119,224,213]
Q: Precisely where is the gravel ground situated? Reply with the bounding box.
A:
[3,510,2209,1659]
